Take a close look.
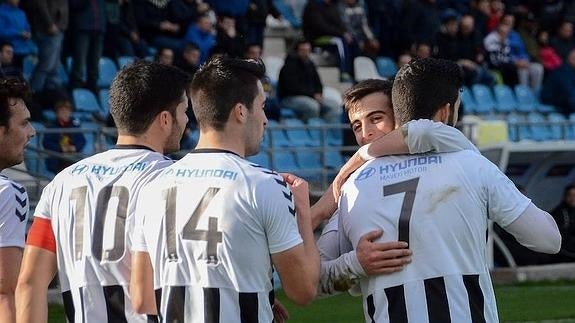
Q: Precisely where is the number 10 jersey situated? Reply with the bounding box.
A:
[32,147,172,322]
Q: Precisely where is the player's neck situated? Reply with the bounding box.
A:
[195,129,245,157]
[116,135,164,154]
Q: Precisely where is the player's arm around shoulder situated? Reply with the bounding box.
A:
[269,173,319,305]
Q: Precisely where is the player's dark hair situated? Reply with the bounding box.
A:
[190,55,266,130]
[0,77,30,128]
[392,57,462,126]
[343,79,393,114]
[109,61,191,135]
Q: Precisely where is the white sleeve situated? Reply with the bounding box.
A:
[317,211,365,296]
[257,174,303,254]
[481,160,532,227]
[404,119,479,154]
[34,181,53,220]
[0,181,28,248]
[503,203,561,254]
[131,187,151,252]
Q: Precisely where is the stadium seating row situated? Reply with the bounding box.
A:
[462,84,556,115]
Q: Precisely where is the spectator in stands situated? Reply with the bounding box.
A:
[154,47,174,65]
[457,13,496,86]
[208,0,250,38]
[42,98,86,174]
[501,13,544,91]
[302,0,355,81]
[484,22,519,86]
[364,0,400,57]
[0,42,22,79]
[69,0,106,94]
[0,0,34,69]
[397,52,412,68]
[401,0,441,49]
[177,43,200,77]
[516,12,540,65]
[550,184,575,262]
[538,30,562,72]
[244,42,262,60]
[469,0,490,37]
[22,0,68,94]
[212,14,244,58]
[436,10,460,62]
[103,0,148,59]
[166,0,199,32]
[339,0,379,58]
[277,39,340,123]
[550,21,575,60]
[246,0,282,48]
[133,0,183,53]
[414,42,432,58]
[541,49,575,115]
[183,14,215,64]
[486,0,505,32]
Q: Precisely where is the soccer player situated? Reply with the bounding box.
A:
[315,79,479,295]
[15,61,191,322]
[130,56,319,322]
[0,77,35,323]
[338,58,561,322]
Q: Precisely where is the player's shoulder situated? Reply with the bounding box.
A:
[0,175,25,198]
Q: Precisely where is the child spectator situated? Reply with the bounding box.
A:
[42,99,86,174]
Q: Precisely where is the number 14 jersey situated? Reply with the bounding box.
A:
[31,146,172,322]
[133,149,303,323]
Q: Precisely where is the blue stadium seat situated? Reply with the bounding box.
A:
[527,112,553,141]
[375,56,398,79]
[547,112,567,140]
[460,86,478,114]
[492,84,517,113]
[73,88,100,113]
[267,120,292,147]
[67,56,86,81]
[323,86,343,108]
[284,118,315,146]
[117,56,135,69]
[308,118,327,145]
[568,113,575,140]
[506,113,530,141]
[323,150,343,169]
[80,122,100,155]
[98,57,118,88]
[514,84,538,113]
[295,151,322,181]
[247,152,271,169]
[99,89,110,117]
[271,151,299,172]
[471,84,495,114]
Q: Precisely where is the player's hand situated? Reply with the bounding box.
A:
[332,151,365,201]
[281,173,310,211]
[356,230,411,275]
[273,299,289,323]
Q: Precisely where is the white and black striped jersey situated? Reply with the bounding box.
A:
[0,174,29,248]
[339,150,531,323]
[133,149,302,323]
[33,146,172,323]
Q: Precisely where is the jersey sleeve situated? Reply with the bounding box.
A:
[255,173,303,255]
[317,211,365,296]
[132,186,151,252]
[404,119,479,154]
[0,183,28,248]
[481,159,531,227]
[26,181,57,251]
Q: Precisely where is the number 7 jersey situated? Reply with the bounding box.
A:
[30,146,173,322]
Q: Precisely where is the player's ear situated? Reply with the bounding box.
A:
[232,103,247,123]
[434,103,451,124]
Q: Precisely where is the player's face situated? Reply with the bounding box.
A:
[245,81,267,157]
[0,98,35,169]
[165,93,189,154]
[348,92,394,146]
